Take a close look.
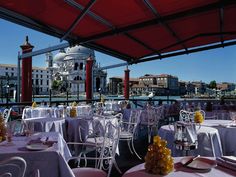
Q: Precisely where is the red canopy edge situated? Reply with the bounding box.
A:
[0,0,236,62]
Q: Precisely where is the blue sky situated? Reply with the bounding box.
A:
[0,19,236,84]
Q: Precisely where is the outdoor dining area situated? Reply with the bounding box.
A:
[0,99,236,177]
[1,0,236,177]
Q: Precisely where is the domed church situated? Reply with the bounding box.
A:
[46,45,107,94]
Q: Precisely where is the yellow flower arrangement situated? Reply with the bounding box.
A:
[32,101,37,108]
[194,111,204,124]
[70,107,77,118]
[145,136,174,175]
[72,101,77,107]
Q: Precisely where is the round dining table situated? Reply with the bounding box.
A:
[158,124,223,157]
[202,119,236,156]
[122,157,236,177]
[23,117,65,136]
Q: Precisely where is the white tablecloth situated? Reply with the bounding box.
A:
[23,107,58,119]
[158,125,223,157]
[0,132,74,177]
[122,157,236,177]
[202,120,236,156]
[24,117,65,136]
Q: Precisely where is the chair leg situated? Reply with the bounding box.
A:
[78,152,87,167]
[148,126,151,143]
[127,140,133,154]
[113,159,122,174]
[131,138,142,160]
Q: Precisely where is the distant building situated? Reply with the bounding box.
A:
[0,64,50,97]
[108,77,139,95]
[48,45,107,94]
[129,74,179,95]
[108,77,123,95]
[156,74,179,95]
[186,82,195,95]
[179,81,187,95]
[192,81,207,94]
[217,82,235,91]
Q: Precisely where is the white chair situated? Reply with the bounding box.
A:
[70,118,120,177]
[2,108,12,124]
[179,110,205,122]
[119,109,142,159]
[179,110,195,122]
[180,109,206,121]
[0,156,26,177]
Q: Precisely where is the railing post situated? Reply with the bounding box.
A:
[66,91,69,106]
[49,89,52,106]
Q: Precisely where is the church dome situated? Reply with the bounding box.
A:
[65,45,95,59]
[53,50,66,62]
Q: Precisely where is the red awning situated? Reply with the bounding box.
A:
[1,0,236,63]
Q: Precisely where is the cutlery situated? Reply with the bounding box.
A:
[184,155,200,166]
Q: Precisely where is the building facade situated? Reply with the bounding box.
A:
[0,64,50,98]
[217,82,236,91]
[49,45,107,95]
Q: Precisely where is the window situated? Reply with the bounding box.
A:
[47,75,49,78]
[11,73,14,76]
[5,72,8,76]
[41,70,43,73]
[47,80,49,85]
[36,70,38,72]
[6,67,8,70]
[41,75,43,78]
[11,68,14,71]
[74,63,78,70]
[79,63,83,70]
[36,74,38,78]
[40,80,43,85]
[36,79,39,85]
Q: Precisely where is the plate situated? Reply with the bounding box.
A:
[181,156,217,170]
[26,143,50,151]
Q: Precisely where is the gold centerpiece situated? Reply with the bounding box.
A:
[145,136,174,175]
[194,111,204,124]
[72,101,77,107]
[70,106,77,118]
[32,101,37,108]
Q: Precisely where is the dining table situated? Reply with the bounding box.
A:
[158,124,223,157]
[0,132,74,177]
[23,117,65,136]
[122,157,236,177]
[202,119,236,156]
